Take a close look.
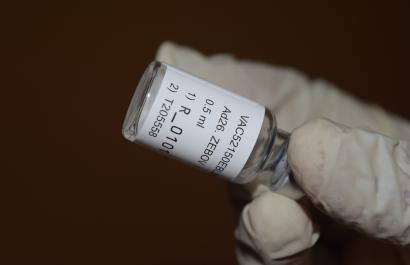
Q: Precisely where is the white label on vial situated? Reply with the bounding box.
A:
[136,64,265,180]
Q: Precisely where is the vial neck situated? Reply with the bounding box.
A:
[260,129,291,190]
[256,129,304,198]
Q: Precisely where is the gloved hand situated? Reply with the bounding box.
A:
[155,41,410,264]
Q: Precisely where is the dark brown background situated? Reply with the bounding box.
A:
[2,0,409,264]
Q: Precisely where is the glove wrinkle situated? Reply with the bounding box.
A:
[289,118,410,245]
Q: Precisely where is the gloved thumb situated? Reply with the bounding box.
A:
[288,118,410,245]
[235,191,319,265]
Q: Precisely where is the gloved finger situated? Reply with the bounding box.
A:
[235,191,319,265]
[155,42,410,137]
[288,118,410,245]
[155,41,313,131]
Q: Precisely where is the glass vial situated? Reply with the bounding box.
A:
[122,61,302,198]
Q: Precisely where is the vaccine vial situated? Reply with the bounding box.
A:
[123,61,302,198]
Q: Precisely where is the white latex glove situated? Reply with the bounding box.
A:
[155,42,410,264]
